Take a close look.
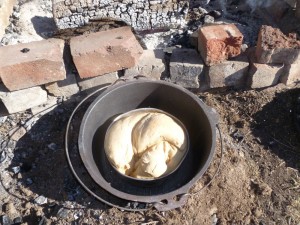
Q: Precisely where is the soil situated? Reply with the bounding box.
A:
[0,84,300,225]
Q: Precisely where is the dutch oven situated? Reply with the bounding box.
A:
[66,79,219,210]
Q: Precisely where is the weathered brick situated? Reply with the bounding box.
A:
[70,27,143,79]
[198,24,243,66]
[206,56,249,88]
[45,73,79,97]
[0,0,16,38]
[124,49,165,80]
[170,49,204,88]
[249,63,284,89]
[256,25,300,64]
[0,85,47,114]
[77,72,118,92]
[281,63,300,85]
[0,38,66,91]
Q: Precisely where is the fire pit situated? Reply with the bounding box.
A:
[66,80,218,210]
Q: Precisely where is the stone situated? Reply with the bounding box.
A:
[70,27,143,78]
[0,85,47,114]
[57,208,69,219]
[4,202,19,221]
[0,0,17,38]
[256,25,300,64]
[206,57,249,88]
[0,39,66,91]
[77,72,118,92]
[249,63,284,89]
[34,195,48,205]
[198,24,243,66]
[170,49,204,88]
[45,73,79,97]
[281,63,300,85]
[124,49,165,80]
[1,215,12,225]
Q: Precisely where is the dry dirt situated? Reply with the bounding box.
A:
[0,84,300,225]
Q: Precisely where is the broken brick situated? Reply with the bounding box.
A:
[198,24,243,66]
[0,39,66,91]
[70,26,143,79]
[256,25,300,64]
[281,63,300,86]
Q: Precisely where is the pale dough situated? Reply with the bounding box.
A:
[104,109,187,179]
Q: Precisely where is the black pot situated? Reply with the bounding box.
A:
[78,80,217,204]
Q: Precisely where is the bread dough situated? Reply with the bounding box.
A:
[104,109,187,179]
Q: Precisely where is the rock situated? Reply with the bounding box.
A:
[0,39,66,91]
[70,27,143,78]
[1,215,12,225]
[9,126,26,141]
[34,196,48,205]
[0,0,17,38]
[0,116,7,124]
[198,24,243,66]
[204,15,214,24]
[0,151,6,163]
[4,203,19,220]
[25,178,33,185]
[124,49,165,80]
[256,25,300,64]
[56,208,69,219]
[0,85,48,114]
[11,166,20,174]
[45,73,79,97]
[13,217,22,224]
[248,63,284,89]
[47,143,57,151]
[206,57,249,88]
[281,63,300,86]
[77,72,118,92]
[170,48,204,88]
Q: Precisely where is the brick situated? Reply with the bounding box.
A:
[124,49,165,80]
[31,96,58,116]
[45,73,79,97]
[0,38,66,91]
[206,56,249,88]
[77,72,118,92]
[0,0,17,38]
[256,25,300,64]
[198,24,243,66]
[249,63,284,89]
[281,63,300,85]
[70,27,143,79]
[0,85,47,114]
[170,49,204,89]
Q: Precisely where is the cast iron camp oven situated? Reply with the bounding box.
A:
[68,80,218,211]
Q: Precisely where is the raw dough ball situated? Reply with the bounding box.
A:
[104,109,187,179]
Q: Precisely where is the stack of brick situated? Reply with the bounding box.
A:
[251,25,300,88]
[0,26,146,114]
[196,24,248,89]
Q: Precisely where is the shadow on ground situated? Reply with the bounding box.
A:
[252,88,300,170]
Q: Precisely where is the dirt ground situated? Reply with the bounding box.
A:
[0,83,299,225]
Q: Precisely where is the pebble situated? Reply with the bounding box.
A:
[0,151,6,163]
[0,116,7,124]
[209,10,222,19]
[25,178,33,185]
[12,166,21,174]
[211,213,218,225]
[47,143,57,151]
[57,208,69,219]
[204,15,215,24]
[13,217,23,224]
[34,196,48,205]
[1,215,12,225]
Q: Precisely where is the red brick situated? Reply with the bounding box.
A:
[70,26,143,79]
[0,39,66,91]
[256,25,300,64]
[198,24,243,66]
